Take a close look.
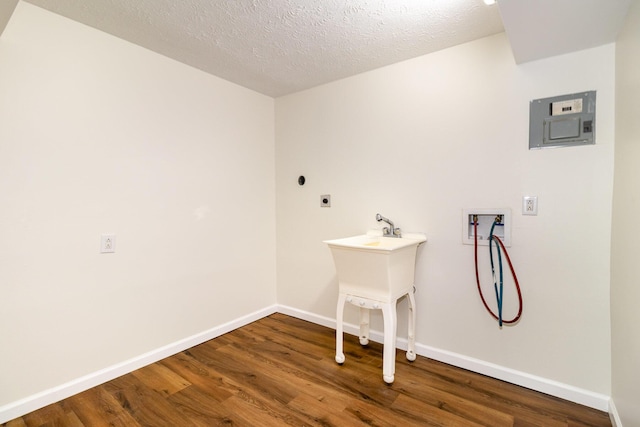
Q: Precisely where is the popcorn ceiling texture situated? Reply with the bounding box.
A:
[24,0,504,97]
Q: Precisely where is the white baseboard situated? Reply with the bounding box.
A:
[277,304,611,412]
[609,398,622,427]
[414,342,610,411]
[0,305,278,424]
[1,304,612,423]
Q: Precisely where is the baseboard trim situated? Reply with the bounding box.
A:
[277,304,611,412]
[0,305,278,424]
[1,304,611,423]
[609,398,622,427]
[414,342,610,412]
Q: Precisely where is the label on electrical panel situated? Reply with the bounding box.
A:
[551,98,583,116]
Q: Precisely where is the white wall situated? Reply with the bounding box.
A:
[611,1,640,425]
[0,0,623,419]
[0,2,276,408]
[276,33,614,397]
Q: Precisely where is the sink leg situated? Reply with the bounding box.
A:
[335,293,346,364]
[406,290,417,362]
[359,307,370,345]
[381,302,397,384]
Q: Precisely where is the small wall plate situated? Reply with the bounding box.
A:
[522,196,538,215]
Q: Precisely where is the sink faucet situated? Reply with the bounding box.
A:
[376,213,401,238]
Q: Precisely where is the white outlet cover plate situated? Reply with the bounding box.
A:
[100,234,116,253]
[522,196,538,215]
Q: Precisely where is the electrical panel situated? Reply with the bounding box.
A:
[529,91,596,149]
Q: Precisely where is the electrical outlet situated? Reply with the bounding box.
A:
[100,234,116,253]
[523,196,538,215]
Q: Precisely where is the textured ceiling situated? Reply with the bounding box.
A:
[5,1,631,97]
[22,0,505,97]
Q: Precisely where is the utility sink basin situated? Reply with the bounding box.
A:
[324,231,426,302]
[325,230,426,384]
[325,233,425,251]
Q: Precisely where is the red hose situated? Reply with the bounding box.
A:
[474,220,523,325]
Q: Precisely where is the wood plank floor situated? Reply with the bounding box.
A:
[4,313,611,426]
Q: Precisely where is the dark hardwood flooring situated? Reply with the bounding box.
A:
[4,313,611,426]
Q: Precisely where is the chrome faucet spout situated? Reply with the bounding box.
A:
[376,213,401,237]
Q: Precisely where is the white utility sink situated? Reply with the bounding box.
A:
[324,233,425,251]
[325,230,426,384]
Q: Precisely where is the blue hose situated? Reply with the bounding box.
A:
[489,220,504,327]
[473,217,523,326]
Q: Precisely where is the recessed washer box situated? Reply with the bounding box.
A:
[462,208,511,247]
[529,91,596,149]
